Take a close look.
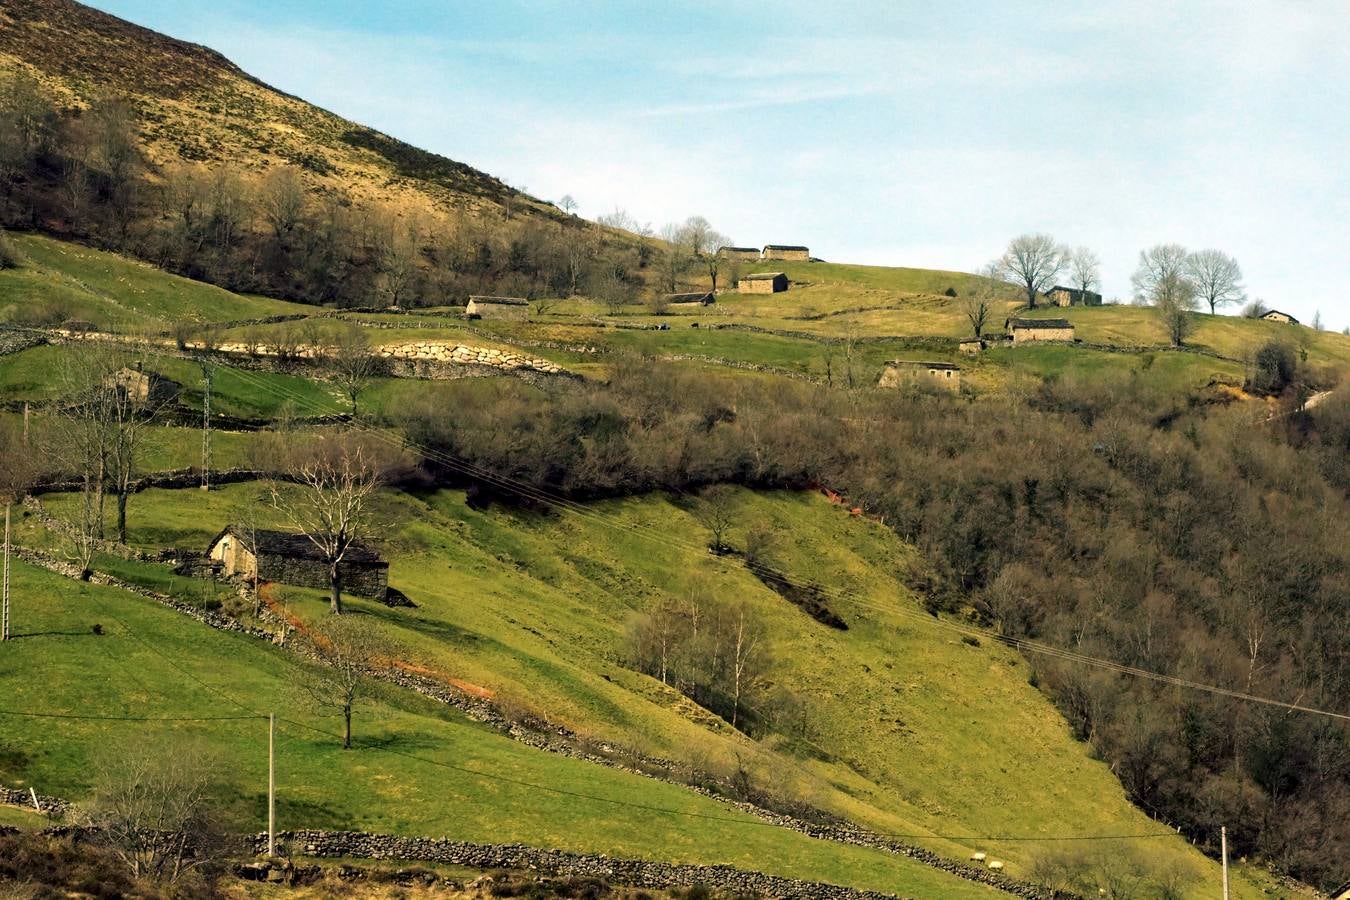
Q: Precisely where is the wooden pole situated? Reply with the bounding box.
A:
[268,712,276,857]
[1221,825,1229,900]
[2,501,10,642]
[200,362,212,491]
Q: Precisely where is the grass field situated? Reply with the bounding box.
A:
[23,483,1268,898]
[0,233,312,331]
[0,557,998,898]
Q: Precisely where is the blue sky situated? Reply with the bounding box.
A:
[93,1,1350,328]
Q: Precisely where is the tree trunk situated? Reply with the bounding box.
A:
[1026,284,1037,309]
[116,487,128,544]
[329,562,343,615]
[343,701,352,749]
[2,501,10,641]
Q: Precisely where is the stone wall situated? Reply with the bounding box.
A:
[1010,327,1074,344]
[375,340,562,374]
[0,327,48,357]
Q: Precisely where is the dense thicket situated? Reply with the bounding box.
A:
[0,74,645,311]
[402,364,1350,889]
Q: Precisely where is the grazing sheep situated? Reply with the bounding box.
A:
[969,852,987,862]
[988,860,1005,871]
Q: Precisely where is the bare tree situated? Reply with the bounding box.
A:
[728,601,766,730]
[87,740,225,883]
[107,358,173,543]
[680,216,730,294]
[263,433,400,614]
[49,348,119,577]
[998,233,1067,309]
[328,325,384,417]
[1311,309,1324,332]
[377,213,422,308]
[302,616,394,749]
[1132,244,1198,346]
[1185,249,1245,315]
[259,166,307,243]
[0,419,39,641]
[695,485,737,554]
[1068,247,1101,301]
[963,261,1003,338]
[658,222,692,293]
[558,194,578,215]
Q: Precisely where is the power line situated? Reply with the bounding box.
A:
[221,364,1350,723]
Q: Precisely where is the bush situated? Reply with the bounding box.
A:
[1247,340,1298,395]
[0,230,20,269]
[943,286,957,297]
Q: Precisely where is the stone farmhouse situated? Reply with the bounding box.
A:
[1045,285,1102,307]
[739,272,789,294]
[667,291,715,306]
[717,246,761,261]
[1006,317,1075,344]
[762,244,810,261]
[1260,309,1300,325]
[466,295,530,321]
[207,525,389,598]
[878,360,961,391]
[104,362,180,404]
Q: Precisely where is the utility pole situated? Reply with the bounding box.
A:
[268,712,276,857]
[1221,825,1229,900]
[200,360,213,491]
[2,500,10,641]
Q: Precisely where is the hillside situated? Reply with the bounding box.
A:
[0,0,554,220]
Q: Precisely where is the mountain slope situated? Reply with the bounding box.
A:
[0,0,559,219]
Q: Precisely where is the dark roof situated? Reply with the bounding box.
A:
[666,292,714,304]
[763,244,808,251]
[1331,880,1350,898]
[468,295,529,306]
[1008,317,1073,330]
[888,360,960,371]
[115,366,181,388]
[209,525,386,567]
[742,271,787,280]
[1047,285,1101,297]
[718,246,759,253]
[1261,309,1300,323]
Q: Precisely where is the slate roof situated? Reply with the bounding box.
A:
[1261,309,1300,324]
[666,291,715,304]
[1008,317,1073,329]
[208,525,386,567]
[468,295,529,306]
[717,246,760,254]
[888,360,961,371]
[742,272,787,280]
[763,244,809,251]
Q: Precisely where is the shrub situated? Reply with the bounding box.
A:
[0,230,20,269]
[943,286,957,297]
[1247,340,1298,395]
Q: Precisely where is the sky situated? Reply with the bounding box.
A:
[91,0,1350,329]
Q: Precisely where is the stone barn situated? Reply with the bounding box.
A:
[206,525,389,598]
[1045,285,1102,307]
[762,244,810,261]
[1006,317,1075,344]
[466,296,530,320]
[105,362,181,404]
[878,360,961,391]
[666,291,716,306]
[717,246,761,261]
[958,338,986,354]
[1260,309,1300,325]
[739,272,789,294]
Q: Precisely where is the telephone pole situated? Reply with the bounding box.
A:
[2,500,10,641]
[268,712,276,857]
[1221,825,1230,900]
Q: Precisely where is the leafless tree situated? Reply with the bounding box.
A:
[558,194,578,215]
[727,601,766,730]
[327,325,384,417]
[0,419,39,641]
[963,261,1003,338]
[263,433,402,614]
[1241,298,1269,319]
[49,348,120,577]
[1185,249,1245,315]
[376,212,422,308]
[1311,310,1324,332]
[107,357,173,544]
[680,216,730,294]
[1068,247,1101,300]
[658,222,692,293]
[998,233,1067,309]
[695,484,737,553]
[1132,244,1198,346]
[259,166,307,243]
[87,740,226,883]
[301,616,395,749]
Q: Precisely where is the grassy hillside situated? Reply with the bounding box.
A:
[20,482,1272,898]
[0,558,997,898]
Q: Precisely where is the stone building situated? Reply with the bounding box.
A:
[717,246,761,261]
[206,525,389,598]
[666,291,715,306]
[1006,317,1075,343]
[762,244,810,261]
[105,362,181,404]
[466,296,530,320]
[878,360,961,391]
[739,272,789,294]
[958,338,986,354]
[1045,285,1102,307]
[1260,309,1300,325]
